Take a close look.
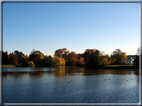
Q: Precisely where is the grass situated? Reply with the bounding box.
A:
[2,65,16,67]
[103,65,133,67]
[102,64,134,69]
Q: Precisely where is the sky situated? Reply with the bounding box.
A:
[3,3,140,56]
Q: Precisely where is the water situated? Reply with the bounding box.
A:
[2,66,139,103]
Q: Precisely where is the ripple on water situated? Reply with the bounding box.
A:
[2,67,139,103]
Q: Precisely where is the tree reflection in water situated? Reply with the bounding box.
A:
[2,67,139,103]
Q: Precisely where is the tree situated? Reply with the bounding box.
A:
[121,52,127,64]
[54,48,69,63]
[67,51,78,66]
[46,56,55,67]
[21,56,30,67]
[101,55,111,65]
[83,49,102,68]
[54,56,61,66]
[110,49,127,65]
[133,55,139,68]
[77,53,83,59]
[133,47,142,68]
[28,61,35,67]
[29,50,44,66]
[89,50,102,68]
[9,53,18,65]
[83,49,96,66]
[2,51,9,65]
[54,56,65,66]
[13,50,24,65]
[78,57,84,66]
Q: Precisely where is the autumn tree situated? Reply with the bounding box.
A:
[29,50,44,66]
[13,50,24,65]
[54,56,65,66]
[37,55,61,67]
[78,57,84,66]
[77,53,83,59]
[67,51,78,66]
[100,55,111,65]
[110,49,127,65]
[121,52,127,64]
[9,53,18,65]
[54,48,69,63]
[28,61,35,67]
[54,56,60,66]
[61,57,65,66]
[21,56,30,67]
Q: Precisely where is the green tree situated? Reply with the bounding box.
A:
[110,49,127,65]
[83,49,96,66]
[83,49,102,68]
[89,50,102,68]
[29,50,44,66]
[46,56,55,67]
[2,51,9,65]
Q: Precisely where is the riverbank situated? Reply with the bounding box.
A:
[101,65,136,69]
[2,65,16,67]
[2,64,138,69]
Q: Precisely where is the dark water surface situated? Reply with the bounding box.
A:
[3,66,139,103]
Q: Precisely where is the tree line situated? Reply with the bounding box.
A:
[1,48,140,68]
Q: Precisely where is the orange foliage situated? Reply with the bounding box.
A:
[68,51,78,66]
[101,55,111,65]
[22,56,30,62]
[55,48,69,58]
[78,57,84,65]
[9,53,18,65]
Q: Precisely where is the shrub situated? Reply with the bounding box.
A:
[28,61,35,67]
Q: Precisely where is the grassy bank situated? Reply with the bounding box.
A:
[2,64,136,69]
[102,65,135,69]
[2,65,16,67]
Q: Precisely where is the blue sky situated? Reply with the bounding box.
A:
[3,3,140,56]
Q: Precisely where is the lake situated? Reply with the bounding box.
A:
[2,66,140,103]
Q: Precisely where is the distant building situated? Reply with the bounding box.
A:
[127,55,136,60]
[125,57,134,65]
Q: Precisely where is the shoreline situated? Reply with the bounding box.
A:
[2,65,138,69]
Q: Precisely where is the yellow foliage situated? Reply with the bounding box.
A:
[38,53,44,60]
[54,56,65,66]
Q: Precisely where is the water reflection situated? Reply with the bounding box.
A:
[3,66,137,77]
[3,67,139,103]
[3,66,139,78]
